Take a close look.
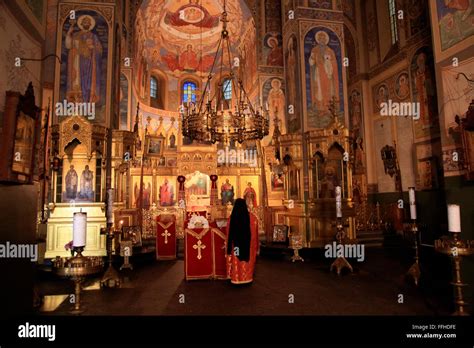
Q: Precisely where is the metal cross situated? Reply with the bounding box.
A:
[161,229,171,244]
[193,240,206,260]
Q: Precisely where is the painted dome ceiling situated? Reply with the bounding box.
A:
[135,0,254,78]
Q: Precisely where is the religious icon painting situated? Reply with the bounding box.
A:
[158,177,176,207]
[394,72,410,100]
[240,176,259,208]
[146,135,165,156]
[62,157,96,203]
[263,32,283,66]
[373,83,389,112]
[304,26,344,129]
[270,164,285,192]
[58,8,110,125]
[166,157,177,167]
[220,176,237,206]
[410,46,440,140]
[132,175,153,210]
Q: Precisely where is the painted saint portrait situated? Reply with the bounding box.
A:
[375,84,389,111]
[395,73,410,100]
[221,179,235,205]
[436,0,474,50]
[243,182,258,208]
[262,78,286,144]
[305,27,344,129]
[159,178,175,206]
[264,33,283,66]
[285,35,301,133]
[410,47,439,139]
[60,11,109,123]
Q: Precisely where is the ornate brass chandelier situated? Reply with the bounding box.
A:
[180,1,269,144]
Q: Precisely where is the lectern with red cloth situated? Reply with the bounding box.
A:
[184,226,228,280]
[156,214,177,260]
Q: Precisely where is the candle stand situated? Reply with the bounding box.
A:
[100,225,121,288]
[290,233,304,262]
[406,220,421,286]
[435,233,474,316]
[330,217,353,275]
[52,247,104,314]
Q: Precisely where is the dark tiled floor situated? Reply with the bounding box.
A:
[36,249,452,316]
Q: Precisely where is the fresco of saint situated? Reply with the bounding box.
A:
[309,31,339,114]
[65,15,102,104]
[268,79,287,135]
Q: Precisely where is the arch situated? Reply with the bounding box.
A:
[179,76,201,105]
[149,69,168,109]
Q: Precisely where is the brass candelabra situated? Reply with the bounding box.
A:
[52,247,104,314]
[406,220,421,286]
[435,232,474,316]
[330,217,353,275]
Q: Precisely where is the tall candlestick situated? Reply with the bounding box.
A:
[447,204,461,233]
[335,186,342,218]
[408,187,416,204]
[408,187,417,220]
[73,212,87,247]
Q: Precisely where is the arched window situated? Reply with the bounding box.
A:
[182,81,197,104]
[223,79,232,101]
[150,77,158,99]
[388,0,398,44]
[150,76,164,109]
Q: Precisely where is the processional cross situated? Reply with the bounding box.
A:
[193,240,206,260]
[161,229,171,244]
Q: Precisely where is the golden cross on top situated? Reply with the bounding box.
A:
[193,240,206,260]
[161,229,171,244]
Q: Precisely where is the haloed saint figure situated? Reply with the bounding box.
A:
[65,15,103,104]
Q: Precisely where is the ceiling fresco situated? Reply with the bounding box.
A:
[135,0,254,78]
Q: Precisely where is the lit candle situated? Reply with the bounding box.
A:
[335,186,342,218]
[73,212,87,247]
[408,187,416,220]
[447,204,461,233]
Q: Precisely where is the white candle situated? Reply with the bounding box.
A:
[73,212,87,247]
[410,205,417,220]
[408,187,416,220]
[408,187,416,204]
[335,186,342,218]
[447,204,461,233]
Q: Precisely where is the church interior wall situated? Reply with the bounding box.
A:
[429,0,474,305]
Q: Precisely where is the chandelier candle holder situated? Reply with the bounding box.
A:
[435,204,474,316]
[52,212,104,314]
[330,186,353,275]
[180,1,269,145]
[406,187,421,286]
